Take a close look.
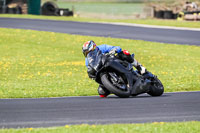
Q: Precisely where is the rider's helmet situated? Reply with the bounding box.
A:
[82,40,97,57]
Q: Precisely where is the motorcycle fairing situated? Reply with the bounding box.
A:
[87,49,103,72]
[87,50,152,96]
[104,58,134,94]
[131,78,151,95]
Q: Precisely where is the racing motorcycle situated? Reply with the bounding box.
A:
[87,49,164,98]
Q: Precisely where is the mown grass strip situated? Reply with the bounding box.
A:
[0,14,200,28]
[57,2,144,15]
[1,121,200,133]
[0,28,199,98]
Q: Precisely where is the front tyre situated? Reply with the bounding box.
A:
[101,73,130,98]
[148,77,164,96]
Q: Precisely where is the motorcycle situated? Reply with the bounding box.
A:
[87,49,164,98]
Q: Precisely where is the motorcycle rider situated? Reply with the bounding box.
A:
[82,40,147,97]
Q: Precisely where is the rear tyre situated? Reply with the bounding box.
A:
[148,77,164,96]
[101,73,130,98]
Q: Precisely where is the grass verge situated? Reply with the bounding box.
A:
[1,14,200,28]
[0,28,199,98]
[57,2,144,15]
[0,121,200,133]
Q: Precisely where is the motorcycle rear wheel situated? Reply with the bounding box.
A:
[101,73,131,98]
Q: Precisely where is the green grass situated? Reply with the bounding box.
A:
[0,28,199,98]
[1,121,200,133]
[1,14,200,28]
[56,2,144,15]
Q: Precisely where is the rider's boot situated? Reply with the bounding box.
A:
[131,55,146,75]
[119,50,146,75]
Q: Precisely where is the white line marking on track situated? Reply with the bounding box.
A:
[88,21,200,31]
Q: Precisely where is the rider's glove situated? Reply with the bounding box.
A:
[109,48,117,55]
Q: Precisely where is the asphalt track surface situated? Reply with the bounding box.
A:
[0,18,200,128]
[0,17,200,45]
[0,92,200,128]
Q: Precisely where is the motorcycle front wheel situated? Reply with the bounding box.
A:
[147,77,164,96]
[101,73,131,98]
